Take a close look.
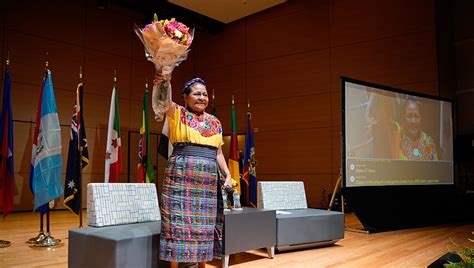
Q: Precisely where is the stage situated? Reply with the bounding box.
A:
[0,210,472,267]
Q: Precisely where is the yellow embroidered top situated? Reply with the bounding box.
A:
[167,105,223,148]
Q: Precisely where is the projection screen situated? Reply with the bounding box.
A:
[342,78,454,187]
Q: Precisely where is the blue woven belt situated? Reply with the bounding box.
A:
[171,142,217,160]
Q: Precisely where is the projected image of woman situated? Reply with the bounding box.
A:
[397,99,438,160]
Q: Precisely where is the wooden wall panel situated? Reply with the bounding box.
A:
[329,0,435,47]
[457,92,474,134]
[171,53,196,95]
[5,31,84,91]
[80,92,114,129]
[194,20,246,70]
[131,13,148,61]
[129,60,156,102]
[12,122,33,174]
[257,174,333,209]
[254,127,332,175]
[455,41,474,90]
[87,126,108,176]
[128,99,141,132]
[331,126,342,175]
[452,0,474,42]
[83,49,131,99]
[12,173,32,211]
[3,0,443,212]
[245,1,329,62]
[84,0,134,58]
[251,94,332,132]
[330,31,438,93]
[5,0,86,46]
[10,83,41,122]
[331,91,342,127]
[246,50,330,102]
[79,93,130,131]
[199,64,246,106]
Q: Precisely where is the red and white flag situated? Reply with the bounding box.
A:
[104,85,122,182]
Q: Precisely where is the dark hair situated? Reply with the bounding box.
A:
[182,77,206,95]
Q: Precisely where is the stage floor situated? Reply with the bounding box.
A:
[0,210,472,267]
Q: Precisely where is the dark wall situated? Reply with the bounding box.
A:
[192,0,440,208]
[0,0,446,211]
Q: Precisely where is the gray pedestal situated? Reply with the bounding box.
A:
[223,207,276,268]
[68,221,161,268]
[276,209,344,251]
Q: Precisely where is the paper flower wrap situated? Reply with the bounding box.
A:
[134,15,194,121]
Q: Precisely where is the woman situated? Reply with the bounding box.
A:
[153,76,232,268]
[398,99,438,160]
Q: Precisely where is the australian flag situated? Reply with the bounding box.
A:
[64,83,89,215]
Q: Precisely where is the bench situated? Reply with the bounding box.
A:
[68,183,162,268]
[257,181,344,251]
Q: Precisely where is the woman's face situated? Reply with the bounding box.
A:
[404,101,421,138]
[184,83,209,113]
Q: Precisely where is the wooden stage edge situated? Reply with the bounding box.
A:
[0,209,473,267]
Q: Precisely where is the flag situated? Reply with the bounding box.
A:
[32,70,63,211]
[30,75,47,214]
[64,83,89,214]
[138,89,155,183]
[243,109,257,207]
[158,118,172,160]
[228,98,240,193]
[105,85,122,183]
[0,68,14,217]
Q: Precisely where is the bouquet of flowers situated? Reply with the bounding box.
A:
[134,14,194,121]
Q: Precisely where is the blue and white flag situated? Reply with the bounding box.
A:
[32,70,63,211]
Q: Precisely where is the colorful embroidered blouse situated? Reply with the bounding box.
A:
[167,105,223,148]
[399,131,438,160]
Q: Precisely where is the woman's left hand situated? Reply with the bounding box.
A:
[223,176,232,188]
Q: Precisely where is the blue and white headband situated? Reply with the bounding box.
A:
[183,77,206,94]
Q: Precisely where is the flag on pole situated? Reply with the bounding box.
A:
[158,118,172,160]
[105,84,122,183]
[30,75,47,214]
[0,67,14,217]
[228,97,240,193]
[64,82,89,214]
[32,70,63,211]
[243,107,257,207]
[138,89,156,183]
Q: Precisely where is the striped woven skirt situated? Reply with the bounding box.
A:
[160,143,223,262]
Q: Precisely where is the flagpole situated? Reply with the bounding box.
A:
[26,55,49,245]
[43,55,48,240]
[0,53,12,248]
[37,55,60,247]
[78,66,83,227]
[144,78,149,181]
